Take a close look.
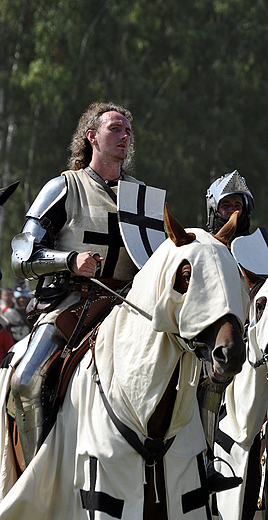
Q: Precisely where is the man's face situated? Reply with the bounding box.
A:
[89,111,132,163]
[218,194,243,219]
[16,296,28,308]
[1,290,13,305]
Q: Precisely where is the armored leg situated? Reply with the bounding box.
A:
[197,377,243,493]
[11,323,65,466]
[197,379,223,451]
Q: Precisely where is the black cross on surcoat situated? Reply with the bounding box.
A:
[80,456,124,519]
[83,213,124,278]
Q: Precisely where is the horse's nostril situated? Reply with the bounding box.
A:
[213,346,228,364]
[213,340,246,375]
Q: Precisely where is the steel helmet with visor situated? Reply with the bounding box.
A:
[206,170,254,236]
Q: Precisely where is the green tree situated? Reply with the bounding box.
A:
[1,0,268,285]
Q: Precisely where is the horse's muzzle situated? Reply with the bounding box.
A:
[212,339,246,378]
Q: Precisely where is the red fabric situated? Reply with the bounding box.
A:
[0,328,14,364]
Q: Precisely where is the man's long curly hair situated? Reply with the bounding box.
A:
[68,102,135,172]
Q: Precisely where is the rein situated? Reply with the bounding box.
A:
[244,324,268,379]
[90,278,207,359]
[249,348,268,379]
[89,277,153,321]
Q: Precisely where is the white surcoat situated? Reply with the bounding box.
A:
[57,169,142,281]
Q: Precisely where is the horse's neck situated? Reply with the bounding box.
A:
[147,361,180,439]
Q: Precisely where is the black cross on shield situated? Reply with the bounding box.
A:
[118,184,165,259]
[80,456,124,519]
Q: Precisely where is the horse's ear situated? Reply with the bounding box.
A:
[164,203,196,247]
[213,210,239,247]
[239,266,265,288]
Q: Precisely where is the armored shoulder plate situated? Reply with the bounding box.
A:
[26,176,67,219]
[11,176,70,279]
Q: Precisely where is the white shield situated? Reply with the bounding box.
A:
[231,227,268,275]
[117,181,166,268]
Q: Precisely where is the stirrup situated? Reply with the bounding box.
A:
[207,457,243,494]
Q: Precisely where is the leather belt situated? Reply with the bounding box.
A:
[70,277,128,299]
[71,279,91,299]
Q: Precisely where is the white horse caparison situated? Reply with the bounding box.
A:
[214,276,268,520]
[0,209,248,520]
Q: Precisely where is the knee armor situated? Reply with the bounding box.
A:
[11,323,65,466]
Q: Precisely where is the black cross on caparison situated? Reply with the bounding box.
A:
[80,456,124,519]
[83,213,124,278]
[181,453,212,519]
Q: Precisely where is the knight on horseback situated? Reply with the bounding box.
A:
[199,170,254,492]
[9,102,151,467]
[0,202,249,519]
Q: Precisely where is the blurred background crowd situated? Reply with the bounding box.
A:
[0,281,31,364]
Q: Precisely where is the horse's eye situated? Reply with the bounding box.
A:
[256,297,267,322]
[174,261,191,294]
[182,270,191,285]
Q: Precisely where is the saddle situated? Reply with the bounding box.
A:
[43,280,127,437]
[55,290,120,342]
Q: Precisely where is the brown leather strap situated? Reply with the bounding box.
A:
[71,279,91,299]
[84,166,117,204]
[71,277,129,296]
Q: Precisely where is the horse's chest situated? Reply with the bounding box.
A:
[147,362,180,440]
[144,362,180,520]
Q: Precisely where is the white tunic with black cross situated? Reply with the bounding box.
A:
[38,169,144,325]
[58,169,142,281]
